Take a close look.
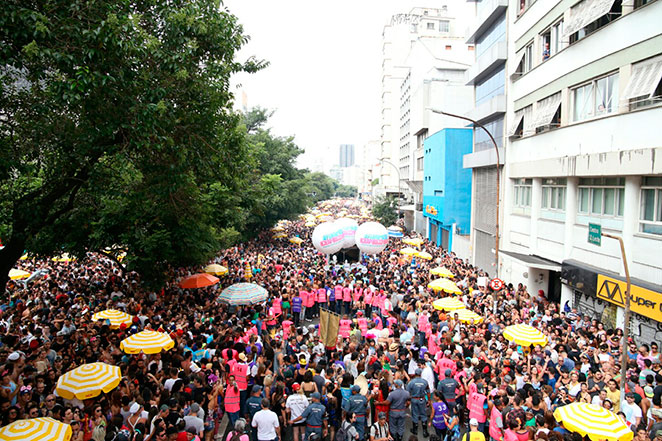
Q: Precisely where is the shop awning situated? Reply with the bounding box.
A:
[622,55,662,101]
[532,93,562,128]
[510,51,526,78]
[507,109,525,137]
[501,250,561,272]
[563,0,617,38]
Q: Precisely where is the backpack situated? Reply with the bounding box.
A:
[336,420,350,441]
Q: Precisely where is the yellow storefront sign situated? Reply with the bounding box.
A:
[596,274,662,322]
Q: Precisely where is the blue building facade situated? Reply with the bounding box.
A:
[423,128,473,250]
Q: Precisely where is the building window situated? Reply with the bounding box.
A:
[427,22,435,30]
[514,179,533,208]
[542,178,567,211]
[541,19,565,62]
[439,20,449,32]
[572,72,619,122]
[566,0,622,45]
[578,178,625,217]
[468,45,475,51]
[515,43,534,76]
[623,55,662,110]
[640,177,662,235]
[534,92,562,133]
[445,45,452,50]
[519,0,537,16]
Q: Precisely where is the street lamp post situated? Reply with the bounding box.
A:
[378,158,403,206]
[428,108,501,277]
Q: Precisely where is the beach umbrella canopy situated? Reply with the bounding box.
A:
[289,237,304,245]
[51,254,74,262]
[427,278,462,294]
[503,324,548,347]
[218,283,268,306]
[432,297,466,311]
[399,247,418,256]
[56,363,121,400]
[304,221,316,227]
[273,233,287,239]
[452,308,484,324]
[204,264,228,276]
[0,417,72,441]
[9,269,30,280]
[553,403,633,441]
[430,267,454,278]
[402,237,424,247]
[387,226,404,238]
[271,226,284,232]
[120,330,175,354]
[91,310,133,329]
[416,251,433,260]
[179,273,219,289]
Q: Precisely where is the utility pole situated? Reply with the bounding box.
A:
[602,232,631,396]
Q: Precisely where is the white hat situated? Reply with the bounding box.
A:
[470,418,479,426]
[8,352,21,362]
[129,403,141,414]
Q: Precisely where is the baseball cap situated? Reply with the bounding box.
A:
[292,383,301,391]
[252,385,262,394]
[351,385,361,392]
[656,430,662,439]
[160,404,169,412]
[445,369,452,377]
[8,352,20,362]
[645,386,654,398]
[311,392,321,399]
[470,418,479,426]
[378,412,387,419]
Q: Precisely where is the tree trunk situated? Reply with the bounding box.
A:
[0,236,27,294]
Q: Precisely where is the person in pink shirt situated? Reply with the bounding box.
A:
[364,288,374,316]
[317,287,327,314]
[304,286,315,322]
[334,282,344,314]
[342,284,352,315]
[339,315,352,339]
[356,311,368,336]
[282,319,293,341]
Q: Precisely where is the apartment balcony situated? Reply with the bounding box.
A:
[465,40,507,85]
[466,0,508,44]
[466,94,506,124]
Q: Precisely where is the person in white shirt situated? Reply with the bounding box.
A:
[592,389,607,407]
[252,398,280,441]
[286,385,309,441]
[621,393,643,427]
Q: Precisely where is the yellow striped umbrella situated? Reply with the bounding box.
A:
[120,330,175,354]
[289,237,304,245]
[271,226,284,232]
[432,297,466,311]
[204,264,228,276]
[9,269,31,280]
[452,308,484,324]
[403,238,424,247]
[304,221,316,227]
[0,417,72,441]
[91,309,133,329]
[428,278,462,294]
[430,267,454,278]
[56,363,121,400]
[51,254,74,262]
[400,247,418,256]
[553,402,633,441]
[273,233,287,239]
[415,251,433,260]
[502,324,548,347]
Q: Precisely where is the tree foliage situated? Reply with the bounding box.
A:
[372,196,399,227]
[0,0,265,289]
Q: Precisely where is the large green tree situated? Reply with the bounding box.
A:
[0,0,264,289]
[372,196,399,227]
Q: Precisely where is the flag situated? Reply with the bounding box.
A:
[320,308,340,348]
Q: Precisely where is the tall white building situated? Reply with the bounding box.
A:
[502,0,662,340]
[378,5,476,233]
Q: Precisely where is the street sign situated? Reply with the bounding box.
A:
[489,278,505,291]
[588,223,602,246]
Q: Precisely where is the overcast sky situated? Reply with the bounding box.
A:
[222,0,439,169]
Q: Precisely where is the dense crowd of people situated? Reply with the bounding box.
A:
[2,199,660,441]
